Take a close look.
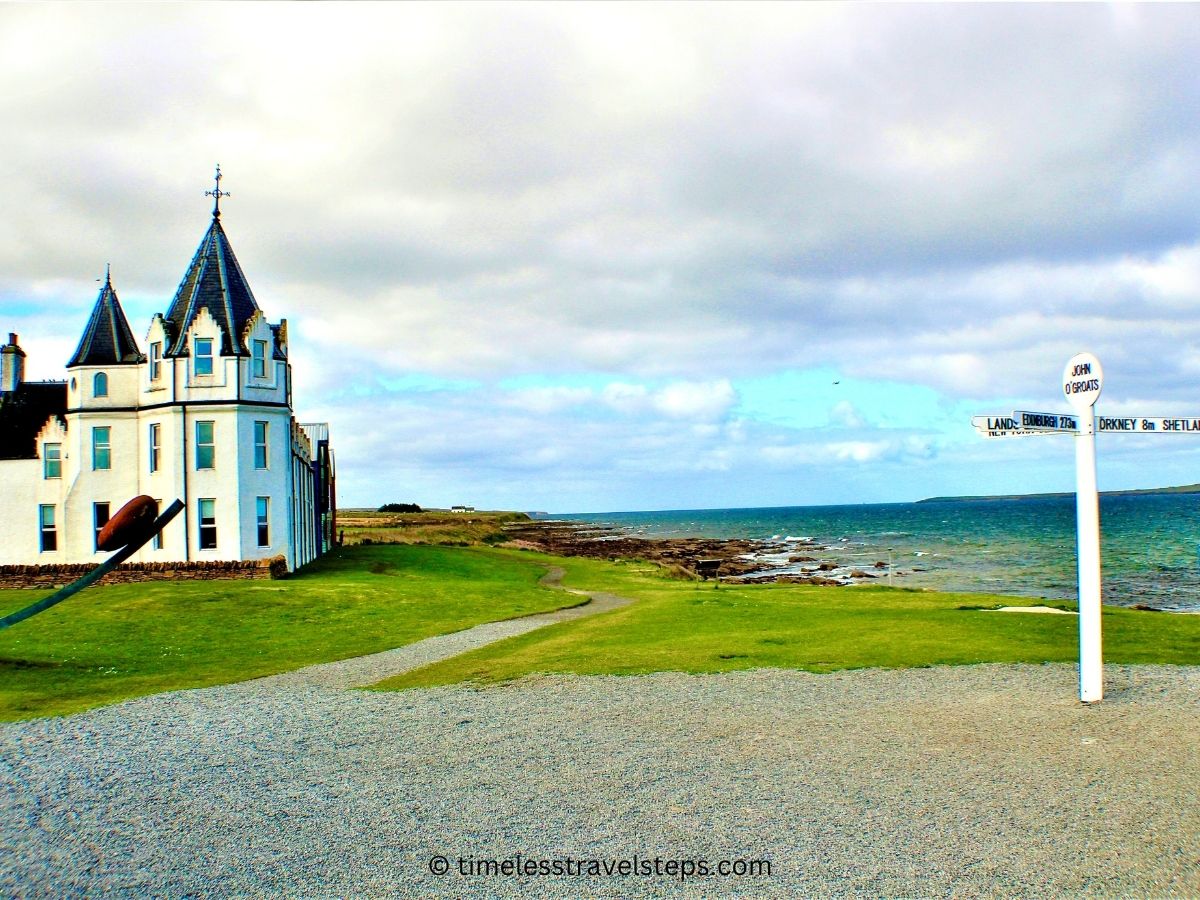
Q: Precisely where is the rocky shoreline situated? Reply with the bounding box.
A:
[501,519,901,586]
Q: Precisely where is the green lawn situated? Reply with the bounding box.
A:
[373,550,1200,690]
[0,544,572,721]
[5,545,1198,721]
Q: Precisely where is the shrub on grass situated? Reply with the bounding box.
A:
[663,564,700,581]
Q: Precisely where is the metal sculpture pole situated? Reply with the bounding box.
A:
[0,499,184,631]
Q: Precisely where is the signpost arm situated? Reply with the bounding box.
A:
[1075,410,1103,702]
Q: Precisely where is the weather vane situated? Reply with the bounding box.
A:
[205,164,230,218]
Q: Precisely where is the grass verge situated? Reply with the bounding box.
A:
[5,545,1196,720]
[0,544,570,721]
[336,509,526,546]
[373,550,1200,690]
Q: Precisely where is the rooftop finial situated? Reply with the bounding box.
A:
[205,164,230,218]
[105,263,111,286]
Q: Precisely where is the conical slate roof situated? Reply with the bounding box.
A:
[67,273,144,367]
[164,215,261,357]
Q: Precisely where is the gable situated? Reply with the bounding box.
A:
[0,382,67,459]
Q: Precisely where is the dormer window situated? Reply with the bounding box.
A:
[43,443,61,479]
[252,340,268,378]
[194,338,214,376]
[149,341,162,381]
[93,372,108,397]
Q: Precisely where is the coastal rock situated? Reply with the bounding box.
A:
[502,520,880,586]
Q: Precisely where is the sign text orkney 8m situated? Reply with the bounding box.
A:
[1063,352,1104,703]
[1096,416,1200,433]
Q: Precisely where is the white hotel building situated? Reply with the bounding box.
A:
[0,193,335,571]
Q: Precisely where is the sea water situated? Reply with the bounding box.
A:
[561,493,1200,611]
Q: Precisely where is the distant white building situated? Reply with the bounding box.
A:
[0,178,335,570]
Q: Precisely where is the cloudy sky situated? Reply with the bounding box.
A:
[4,2,1200,512]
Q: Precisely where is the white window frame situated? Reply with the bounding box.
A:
[198,498,217,550]
[152,498,163,550]
[252,340,268,379]
[43,443,61,479]
[195,420,215,470]
[93,502,110,552]
[194,337,214,377]
[254,421,269,469]
[92,426,111,470]
[149,341,162,381]
[256,496,270,547]
[149,423,161,473]
[39,504,57,552]
[93,371,108,398]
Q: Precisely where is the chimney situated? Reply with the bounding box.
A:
[2,333,26,393]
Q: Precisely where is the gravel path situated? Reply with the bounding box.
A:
[1,582,1197,899]
[253,567,632,691]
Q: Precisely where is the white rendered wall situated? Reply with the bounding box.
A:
[62,367,142,560]
[2,307,320,571]
[131,411,180,562]
[0,459,42,564]
[234,405,294,561]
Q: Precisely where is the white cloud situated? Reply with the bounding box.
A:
[829,401,867,428]
[760,436,933,469]
[651,380,736,419]
[504,386,595,415]
[4,4,1200,508]
[588,379,737,420]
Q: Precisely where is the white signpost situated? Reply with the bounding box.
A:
[972,353,1106,702]
[976,353,1200,701]
[1062,352,1103,703]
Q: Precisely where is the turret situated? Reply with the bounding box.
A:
[67,271,144,368]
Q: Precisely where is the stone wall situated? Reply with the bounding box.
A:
[0,556,289,590]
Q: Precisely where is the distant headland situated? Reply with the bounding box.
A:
[918,483,1200,503]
